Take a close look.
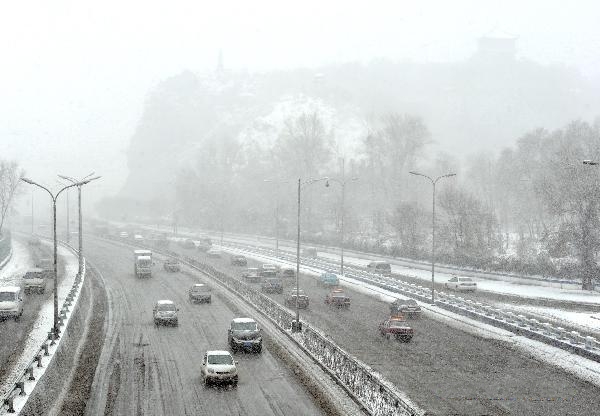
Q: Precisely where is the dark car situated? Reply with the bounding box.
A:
[390,298,422,318]
[228,318,262,353]
[242,268,261,283]
[284,288,309,309]
[231,255,247,266]
[279,266,295,278]
[163,259,181,272]
[324,288,350,308]
[189,283,212,303]
[378,317,413,342]
[261,277,283,294]
[23,269,46,294]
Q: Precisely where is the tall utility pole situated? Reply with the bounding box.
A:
[327,158,358,275]
[409,171,456,303]
[66,188,70,244]
[31,190,34,234]
[293,177,329,332]
[59,173,101,277]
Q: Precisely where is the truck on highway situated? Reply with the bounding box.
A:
[134,249,153,278]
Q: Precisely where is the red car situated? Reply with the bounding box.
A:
[324,288,350,308]
[378,317,413,342]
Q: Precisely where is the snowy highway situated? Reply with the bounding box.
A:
[83,237,324,416]
[162,239,600,416]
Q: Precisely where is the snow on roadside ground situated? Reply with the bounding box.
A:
[0,240,33,286]
[0,242,78,407]
[218,244,600,388]
[504,305,600,336]
[318,251,600,303]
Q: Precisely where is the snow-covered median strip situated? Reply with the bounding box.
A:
[0,242,83,415]
[217,244,600,387]
[0,240,33,286]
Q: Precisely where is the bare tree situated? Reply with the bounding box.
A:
[0,160,23,235]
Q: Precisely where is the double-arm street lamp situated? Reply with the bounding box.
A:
[409,171,456,304]
[20,177,80,338]
[264,179,289,257]
[293,176,329,332]
[58,173,101,276]
[326,159,358,275]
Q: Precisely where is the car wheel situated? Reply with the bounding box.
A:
[232,376,238,386]
[256,344,262,353]
[385,333,391,340]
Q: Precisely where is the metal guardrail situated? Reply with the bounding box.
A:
[204,230,580,286]
[223,241,600,364]
[1,242,85,414]
[108,236,424,416]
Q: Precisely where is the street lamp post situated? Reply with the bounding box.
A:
[293,176,329,332]
[20,177,80,339]
[327,159,358,275]
[58,174,101,276]
[264,179,289,257]
[409,171,456,304]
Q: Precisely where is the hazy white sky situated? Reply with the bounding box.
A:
[1,0,599,204]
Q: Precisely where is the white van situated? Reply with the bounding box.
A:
[0,286,24,321]
[367,261,392,276]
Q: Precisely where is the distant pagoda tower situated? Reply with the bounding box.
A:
[475,29,518,61]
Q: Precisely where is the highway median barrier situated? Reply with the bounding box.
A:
[216,240,600,365]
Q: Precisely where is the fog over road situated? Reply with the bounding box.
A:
[83,237,323,416]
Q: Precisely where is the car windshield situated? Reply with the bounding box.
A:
[157,303,176,311]
[232,321,257,331]
[0,292,16,302]
[208,354,233,365]
[459,277,473,282]
[389,320,406,328]
[191,285,208,292]
[139,259,152,267]
[406,300,418,306]
[377,263,391,270]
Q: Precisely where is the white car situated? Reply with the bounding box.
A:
[444,276,477,292]
[201,350,238,385]
[0,286,24,321]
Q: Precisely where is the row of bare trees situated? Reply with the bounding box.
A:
[171,110,600,287]
[0,160,23,237]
